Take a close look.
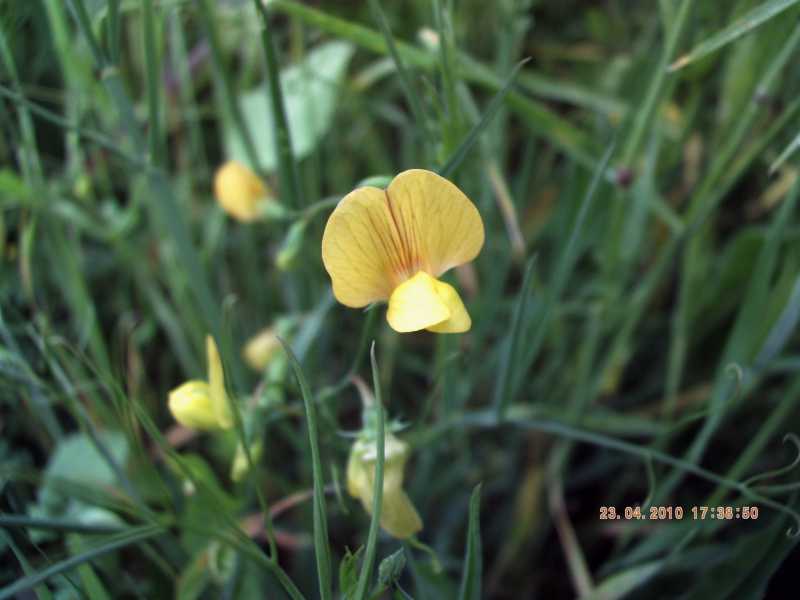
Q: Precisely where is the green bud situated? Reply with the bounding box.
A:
[276,220,307,271]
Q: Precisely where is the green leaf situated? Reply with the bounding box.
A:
[226,41,354,172]
[457,484,482,600]
[39,431,129,513]
[669,0,800,71]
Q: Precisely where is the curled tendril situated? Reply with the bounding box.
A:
[724,362,745,402]
[743,433,800,488]
[737,481,800,538]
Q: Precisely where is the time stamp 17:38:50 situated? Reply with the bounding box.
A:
[599,505,759,520]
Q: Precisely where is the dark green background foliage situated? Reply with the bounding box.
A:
[2,0,800,598]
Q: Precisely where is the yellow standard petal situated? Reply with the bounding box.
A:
[387,271,471,333]
[321,169,484,309]
[168,380,220,430]
[384,169,484,277]
[321,186,403,307]
[214,161,270,223]
[206,336,233,429]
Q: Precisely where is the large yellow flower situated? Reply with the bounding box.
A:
[321,169,484,333]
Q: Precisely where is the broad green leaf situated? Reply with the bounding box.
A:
[226,41,354,172]
[39,431,129,513]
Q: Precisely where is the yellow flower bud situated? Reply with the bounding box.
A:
[167,336,233,430]
[214,161,271,223]
[242,326,281,372]
[168,380,220,430]
[230,439,264,482]
[346,433,423,539]
[205,336,233,429]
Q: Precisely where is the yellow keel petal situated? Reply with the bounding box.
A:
[378,489,423,539]
[426,279,471,333]
[168,380,220,430]
[387,272,450,332]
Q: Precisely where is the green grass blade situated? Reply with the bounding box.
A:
[354,342,386,600]
[196,0,261,170]
[669,0,800,71]
[511,142,615,402]
[493,257,536,419]
[0,514,125,535]
[457,484,482,600]
[141,0,162,165]
[438,58,529,178]
[368,0,432,145]
[267,0,598,168]
[0,525,164,600]
[770,130,800,174]
[252,0,303,208]
[280,338,332,600]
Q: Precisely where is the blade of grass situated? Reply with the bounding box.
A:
[252,0,303,208]
[509,142,615,409]
[458,410,800,535]
[281,337,332,600]
[267,0,599,169]
[493,257,536,418]
[67,0,223,345]
[457,484,483,600]
[0,515,126,535]
[354,342,386,600]
[770,130,800,174]
[141,0,162,165]
[196,0,261,171]
[0,525,165,600]
[438,58,529,178]
[669,0,800,71]
[368,0,432,145]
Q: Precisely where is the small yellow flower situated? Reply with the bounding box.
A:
[346,432,423,539]
[214,161,271,223]
[321,169,484,333]
[230,439,263,482]
[242,326,281,372]
[168,336,233,430]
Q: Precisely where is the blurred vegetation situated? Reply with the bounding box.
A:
[2,0,800,598]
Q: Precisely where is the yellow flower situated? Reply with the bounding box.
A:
[214,161,271,223]
[168,336,233,430]
[230,439,264,482]
[346,432,423,539]
[321,169,484,333]
[242,326,281,372]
